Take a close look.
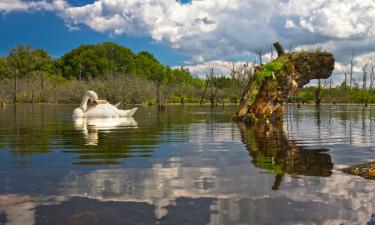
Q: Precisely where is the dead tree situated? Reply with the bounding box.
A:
[200,73,210,105]
[362,58,370,90]
[234,42,334,123]
[340,63,348,89]
[255,48,263,65]
[207,68,217,106]
[225,60,237,94]
[370,58,375,89]
[350,51,355,88]
[315,79,321,106]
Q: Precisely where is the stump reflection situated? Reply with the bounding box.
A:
[238,122,333,190]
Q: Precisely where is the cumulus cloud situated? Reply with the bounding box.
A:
[2,0,375,84]
[0,0,32,12]
[0,0,67,12]
[180,60,239,78]
[280,0,375,39]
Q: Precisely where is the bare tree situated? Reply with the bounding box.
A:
[362,58,370,90]
[352,78,359,88]
[315,79,321,106]
[224,60,237,94]
[207,68,218,106]
[200,71,211,105]
[369,58,375,89]
[288,43,293,52]
[349,50,355,88]
[255,48,263,65]
[236,62,255,93]
[340,63,348,88]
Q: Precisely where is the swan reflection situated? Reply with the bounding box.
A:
[73,117,138,145]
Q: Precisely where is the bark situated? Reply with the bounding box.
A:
[156,83,160,106]
[273,42,285,57]
[234,42,335,123]
[13,72,17,104]
[200,79,209,105]
[315,79,321,106]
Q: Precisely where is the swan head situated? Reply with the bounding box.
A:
[86,90,99,103]
[73,90,100,118]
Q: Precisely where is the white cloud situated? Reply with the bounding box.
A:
[0,0,67,12]
[280,0,375,39]
[181,60,252,78]
[2,0,375,85]
[0,0,28,12]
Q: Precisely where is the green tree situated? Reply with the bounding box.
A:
[59,42,137,79]
[8,45,34,103]
[30,49,54,102]
[0,57,11,79]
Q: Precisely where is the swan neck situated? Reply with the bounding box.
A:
[80,94,89,112]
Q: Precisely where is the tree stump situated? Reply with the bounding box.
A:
[234,42,335,123]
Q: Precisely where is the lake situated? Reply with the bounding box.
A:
[0,104,375,225]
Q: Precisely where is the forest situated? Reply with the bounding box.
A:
[0,42,373,106]
[0,42,238,105]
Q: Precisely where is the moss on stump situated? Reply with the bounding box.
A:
[234,42,335,123]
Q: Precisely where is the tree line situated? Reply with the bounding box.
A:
[0,42,237,106]
[1,42,374,106]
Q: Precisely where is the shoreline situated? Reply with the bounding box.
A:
[1,102,374,106]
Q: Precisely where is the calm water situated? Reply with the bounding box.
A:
[1,104,375,225]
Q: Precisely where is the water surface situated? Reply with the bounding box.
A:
[1,104,375,225]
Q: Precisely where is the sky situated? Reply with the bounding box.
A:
[1,0,375,83]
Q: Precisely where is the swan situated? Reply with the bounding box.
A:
[72,90,138,118]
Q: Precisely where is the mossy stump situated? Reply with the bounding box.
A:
[342,162,375,180]
[234,42,335,123]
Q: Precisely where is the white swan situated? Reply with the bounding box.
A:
[72,90,138,118]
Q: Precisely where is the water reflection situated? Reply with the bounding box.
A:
[238,122,333,190]
[73,117,138,146]
[1,105,375,224]
[0,195,35,225]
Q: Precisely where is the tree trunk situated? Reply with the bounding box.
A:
[315,79,321,106]
[32,87,35,104]
[200,79,209,105]
[13,73,17,104]
[156,83,160,106]
[234,42,334,123]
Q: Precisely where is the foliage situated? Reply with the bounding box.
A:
[0,57,11,79]
[1,42,373,105]
[0,42,243,104]
[292,85,375,104]
[257,60,284,87]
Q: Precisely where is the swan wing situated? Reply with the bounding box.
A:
[84,104,137,118]
[84,104,118,118]
[118,108,138,117]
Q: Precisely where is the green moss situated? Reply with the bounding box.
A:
[248,89,259,106]
[315,46,322,53]
[257,60,285,87]
[252,147,284,174]
[246,112,257,121]
[245,60,286,109]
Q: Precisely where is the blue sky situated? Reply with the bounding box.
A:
[1,0,375,81]
[0,3,189,65]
